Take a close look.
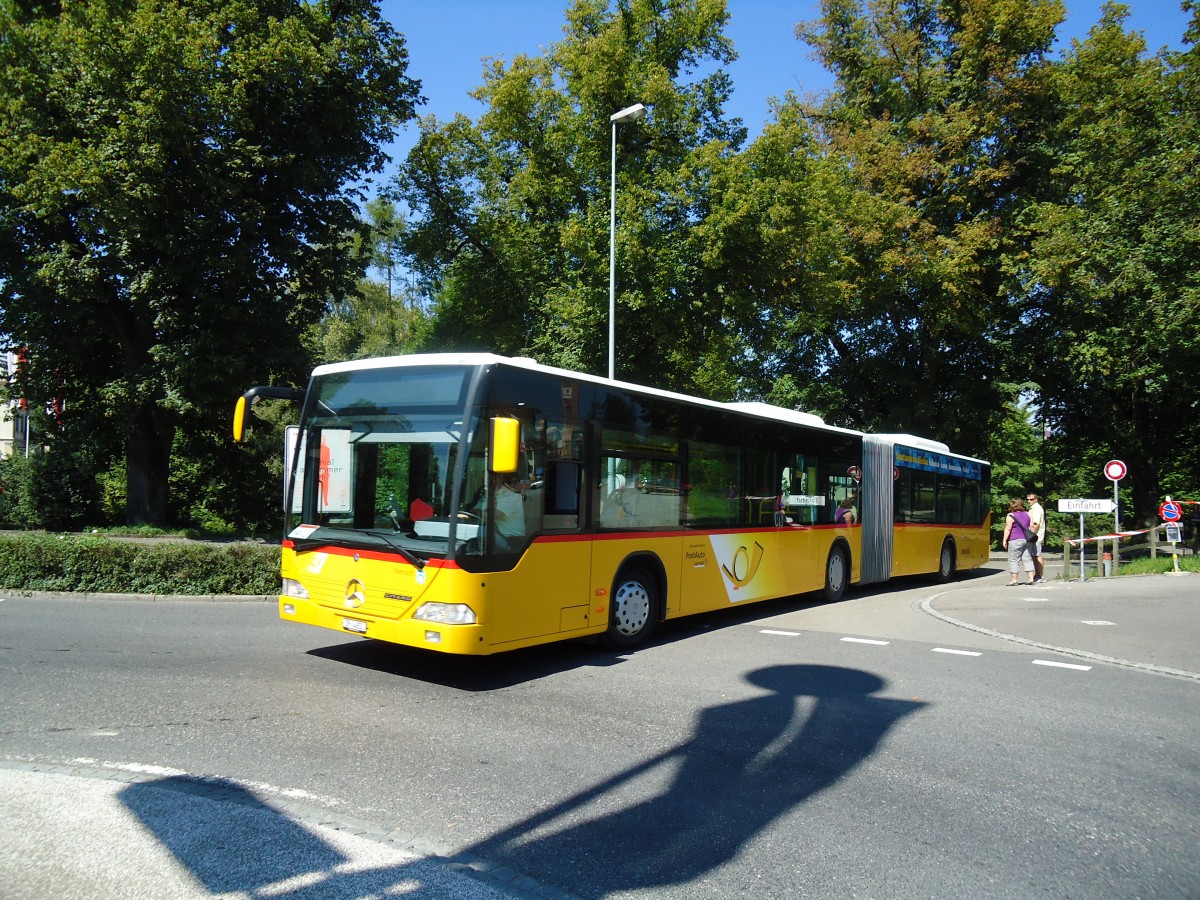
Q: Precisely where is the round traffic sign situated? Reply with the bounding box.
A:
[848,465,861,483]
[1159,501,1182,522]
[1104,459,1127,481]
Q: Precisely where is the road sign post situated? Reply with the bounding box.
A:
[1104,460,1126,573]
[1077,511,1087,582]
[1161,499,1185,577]
[1058,498,1119,582]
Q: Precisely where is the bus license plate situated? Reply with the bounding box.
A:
[342,618,368,634]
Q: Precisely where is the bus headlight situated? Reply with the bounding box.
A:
[413,602,477,625]
[282,578,309,599]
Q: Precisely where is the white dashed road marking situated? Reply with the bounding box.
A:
[1032,660,1092,671]
[758,627,1104,676]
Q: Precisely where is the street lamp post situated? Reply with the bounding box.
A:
[608,102,646,381]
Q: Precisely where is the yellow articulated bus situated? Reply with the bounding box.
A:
[233,353,990,655]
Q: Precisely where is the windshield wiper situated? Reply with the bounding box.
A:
[290,532,428,570]
[363,531,427,570]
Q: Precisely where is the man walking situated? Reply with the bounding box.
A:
[1027,492,1047,582]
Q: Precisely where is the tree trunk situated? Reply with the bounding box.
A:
[125,398,173,526]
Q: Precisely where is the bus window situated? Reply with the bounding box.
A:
[894,468,911,523]
[743,447,775,525]
[597,426,682,530]
[910,469,936,523]
[476,410,542,553]
[542,419,581,530]
[936,478,964,524]
[686,440,740,528]
[962,478,982,525]
[598,456,682,528]
[780,453,822,525]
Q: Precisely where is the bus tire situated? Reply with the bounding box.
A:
[823,544,849,603]
[603,567,659,650]
[936,539,956,582]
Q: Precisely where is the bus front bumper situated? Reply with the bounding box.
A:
[278,597,490,655]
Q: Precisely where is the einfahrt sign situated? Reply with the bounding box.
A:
[1058,498,1117,514]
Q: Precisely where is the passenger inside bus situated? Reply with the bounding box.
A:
[493,471,528,549]
[835,491,858,524]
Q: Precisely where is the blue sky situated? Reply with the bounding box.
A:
[378,0,1193,158]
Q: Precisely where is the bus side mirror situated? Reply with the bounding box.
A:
[491,417,520,473]
[232,385,304,442]
[233,396,249,442]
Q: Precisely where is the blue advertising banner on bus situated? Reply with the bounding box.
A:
[895,444,983,480]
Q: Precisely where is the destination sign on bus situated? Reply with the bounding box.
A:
[895,445,982,479]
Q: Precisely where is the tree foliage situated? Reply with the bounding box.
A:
[313,197,428,362]
[393,0,1198,525]
[2,0,1196,534]
[1019,1,1200,524]
[780,0,1065,456]
[394,0,748,393]
[0,0,420,526]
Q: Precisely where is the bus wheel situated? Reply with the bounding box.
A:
[823,545,848,603]
[936,540,956,582]
[604,567,658,649]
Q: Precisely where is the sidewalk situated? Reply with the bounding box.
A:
[936,554,1198,680]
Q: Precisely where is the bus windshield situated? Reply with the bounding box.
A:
[286,365,478,560]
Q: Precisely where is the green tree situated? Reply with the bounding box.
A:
[315,197,427,362]
[394,0,748,393]
[987,385,1046,544]
[786,0,1064,455]
[1020,2,1200,525]
[0,0,420,526]
[689,97,861,412]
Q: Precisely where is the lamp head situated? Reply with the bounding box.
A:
[610,103,647,124]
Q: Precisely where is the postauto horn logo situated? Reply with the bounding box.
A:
[720,541,765,590]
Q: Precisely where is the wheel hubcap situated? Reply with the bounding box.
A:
[613,581,651,636]
[828,553,845,592]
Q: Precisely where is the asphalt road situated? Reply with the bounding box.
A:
[1,561,1197,899]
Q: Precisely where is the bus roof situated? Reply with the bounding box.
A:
[310,353,983,460]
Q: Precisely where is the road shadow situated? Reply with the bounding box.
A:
[119,663,920,898]
[305,567,999,688]
[469,663,925,896]
[118,776,354,896]
[118,775,494,899]
[306,637,626,690]
[660,565,998,641]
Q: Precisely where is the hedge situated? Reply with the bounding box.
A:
[0,534,280,596]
